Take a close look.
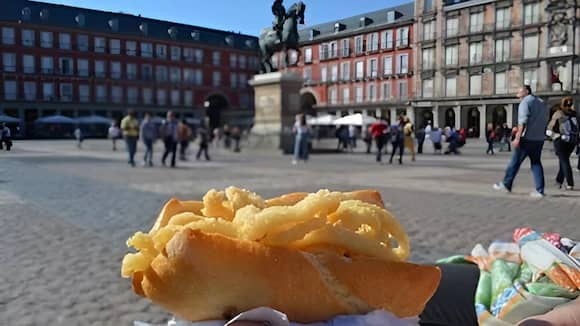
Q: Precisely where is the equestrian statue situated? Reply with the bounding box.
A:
[259,0,306,73]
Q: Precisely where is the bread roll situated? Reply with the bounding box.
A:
[131,228,441,323]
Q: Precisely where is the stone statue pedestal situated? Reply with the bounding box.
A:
[248,72,303,153]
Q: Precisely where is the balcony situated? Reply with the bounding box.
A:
[4,93,17,101]
[41,68,55,75]
[95,72,106,79]
[77,69,90,77]
[340,48,350,58]
[79,95,91,103]
[2,37,15,45]
[2,65,17,73]
[96,96,108,103]
[111,72,122,80]
[60,95,73,102]
[127,73,138,80]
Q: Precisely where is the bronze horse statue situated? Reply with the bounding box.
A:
[259,2,306,73]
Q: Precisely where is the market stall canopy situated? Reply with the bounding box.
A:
[35,115,77,124]
[332,113,376,126]
[307,114,336,126]
[75,115,112,125]
[0,115,21,123]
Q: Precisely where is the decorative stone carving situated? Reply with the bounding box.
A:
[548,12,570,46]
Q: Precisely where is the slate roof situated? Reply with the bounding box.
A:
[298,2,415,43]
[0,0,258,51]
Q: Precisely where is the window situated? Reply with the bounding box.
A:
[523,35,539,59]
[398,80,408,99]
[470,12,484,33]
[77,35,89,51]
[397,54,408,74]
[367,58,378,78]
[184,90,193,106]
[495,39,510,62]
[303,47,312,63]
[396,27,409,47]
[59,33,71,49]
[24,81,36,101]
[446,17,459,37]
[2,27,15,45]
[331,64,338,82]
[355,35,364,54]
[470,74,482,95]
[342,87,350,104]
[23,55,35,74]
[495,72,507,94]
[355,86,363,103]
[230,54,237,68]
[142,64,153,80]
[41,56,53,74]
[524,3,540,25]
[126,41,137,56]
[340,39,350,57]
[341,62,350,80]
[213,71,221,86]
[194,49,204,64]
[22,29,35,47]
[423,21,435,41]
[239,55,247,69]
[109,39,120,54]
[212,51,221,65]
[230,72,238,88]
[79,85,90,102]
[2,53,16,72]
[59,58,74,75]
[95,60,106,78]
[59,83,73,102]
[141,43,153,57]
[156,89,166,105]
[423,48,435,70]
[303,67,312,82]
[330,41,338,58]
[387,11,396,22]
[382,82,392,100]
[446,77,457,97]
[171,46,181,61]
[77,59,89,77]
[128,87,138,104]
[183,48,194,62]
[368,33,379,52]
[126,63,137,80]
[239,73,247,88]
[383,56,393,75]
[321,65,328,83]
[381,30,393,49]
[94,37,106,53]
[329,87,337,104]
[142,88,153,105]
[182,68,193,84]
[41,31,53,48]
[195,69,203,85]
[156,66,168,82]
[319,43,329,60]
[96,85,107,103]
[445,45,458,66]
[496,7,511,30]
[368,84,376,102]
[43,83,54,101]
[424,0,433,12]
[171,90,180,106]
[170,67,181,82]
[4,81,17,100]
[355,61,364,79]
[111,86,123,103]
[423,79,434,98]
[156,44,167,59]
[111,62,122,79]
[523,69,538,93]
[469,42,483,64]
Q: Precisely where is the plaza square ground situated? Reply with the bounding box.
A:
[1,139,579,325]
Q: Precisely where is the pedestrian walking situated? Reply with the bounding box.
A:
[232,126,242,152]
[177,119,192,161]
[120,109,140,167]
[370,119,387,163]
[493,85,548,198]
[389,118,405,164]
[0,123,12,151]
[486,123,495,155]
[547,96,578,190]
[444,127,461,155]
[108,122,121,151]
[499,123,512,152]
[140,112,157,167]
[223,124,232,149]
[362,125,372,154]
[292,114,310,164]
[416,127,426,154]
[430,127,442,154]
[74,127,83,149]
[348,125,357,150]
[212,128,222,148]
[196,124,211,161]
[403,117,416,162]
[160,111,178,168]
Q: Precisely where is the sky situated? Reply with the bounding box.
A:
[40,0,411,36]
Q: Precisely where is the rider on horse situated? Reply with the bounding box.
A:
[271,0,286,44]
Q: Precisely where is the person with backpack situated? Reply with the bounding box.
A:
[547,96,578,190]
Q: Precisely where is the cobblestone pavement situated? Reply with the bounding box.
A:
[1,139,579,325]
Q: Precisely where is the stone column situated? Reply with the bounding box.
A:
[432,106,438,128]
[407,106,415,124]
[453,106,461,129]
[505,104,513,127]
[389,108,397,125]
[478,105,487,140]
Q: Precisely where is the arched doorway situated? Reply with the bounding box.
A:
[205,94,229,130]
[300,92,317,116]
[420,110,433,128]
[445,108,455,128]
[467,107,480,138]
[491,106,506,128]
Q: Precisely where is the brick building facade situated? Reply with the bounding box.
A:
[0,0,259,137]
